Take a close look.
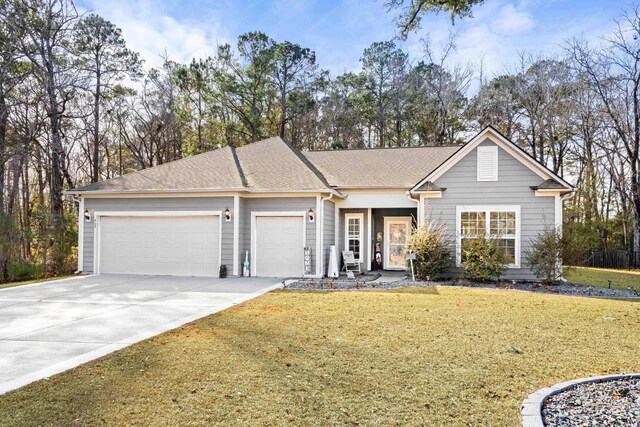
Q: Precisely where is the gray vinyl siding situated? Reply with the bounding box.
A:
[237,197,247,275]
[82,197,233,274]
[322,200,336,275]
[338,208,370,271]
[428,138,556,280]
[241,197,317,275]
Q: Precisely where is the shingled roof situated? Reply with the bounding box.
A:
[70,146,247,193]
[67,137,462,194]
[530,179,571,191]
[233,137,333,191]
[303,145,460,188]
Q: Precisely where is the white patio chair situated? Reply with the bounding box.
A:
[341,250,361,275]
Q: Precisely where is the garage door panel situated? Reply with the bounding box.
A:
[255,216,304,277]
[99,215,220,277]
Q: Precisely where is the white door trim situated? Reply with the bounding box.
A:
[366,208,372,271]
[93,210,222,275]
[383,216,412,270]
[250,211,306,277]
[344,213,364,263]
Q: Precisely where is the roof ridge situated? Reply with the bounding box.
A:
[306,144,462,153]
[230,145,250,188]
[279,137,335,191]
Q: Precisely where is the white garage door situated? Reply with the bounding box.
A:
[255,216,304,277]
[99,215,220,276]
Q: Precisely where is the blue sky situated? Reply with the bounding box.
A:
[77,0,626,83]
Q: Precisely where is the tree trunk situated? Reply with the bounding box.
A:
[0,93,7,212]
[22,157,30,259]
[92,69,101,183]
[44,46,64,229]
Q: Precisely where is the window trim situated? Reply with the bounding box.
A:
[477,146,498,181]
[344,213,364,262]
[455,205,520,268]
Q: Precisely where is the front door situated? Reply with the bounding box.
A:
[384,217,412,270]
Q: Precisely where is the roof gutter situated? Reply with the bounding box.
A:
[63,187,249,196]
[64,187,346,198]
[530,187,573,193]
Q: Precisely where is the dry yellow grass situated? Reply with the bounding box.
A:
[0,286,638,426]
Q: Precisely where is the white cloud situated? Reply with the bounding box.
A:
[76,0,627,96]
[81,0,230,69]
[493,3,535,34]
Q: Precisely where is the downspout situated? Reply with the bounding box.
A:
[558,190,576,283]
[561,191,577,203]
[406,191,420,224]
[320,193,334,277]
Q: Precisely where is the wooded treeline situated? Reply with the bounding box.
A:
[0,0,639,281]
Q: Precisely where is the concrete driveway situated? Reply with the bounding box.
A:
[0,274,281,395]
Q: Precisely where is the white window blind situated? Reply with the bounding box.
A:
[477,146,498,181]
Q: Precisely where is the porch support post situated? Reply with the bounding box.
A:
[232,194,240,276]
[367,208,372,271]
[316,195,322,277]
[554,194,562,229]
[335,206,340,253]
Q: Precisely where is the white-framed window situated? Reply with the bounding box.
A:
[345,213,364,262]
[477,146,498,181]
[456,205,520,268]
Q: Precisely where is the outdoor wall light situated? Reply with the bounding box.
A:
[84,209,92,222]
[308,208,315,223]
[224,208,232,222]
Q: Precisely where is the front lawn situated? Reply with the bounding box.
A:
[0,287,638,426]
[564,266,640,291]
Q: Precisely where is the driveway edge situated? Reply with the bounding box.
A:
[0,280,282,396]
[0,275,96,293]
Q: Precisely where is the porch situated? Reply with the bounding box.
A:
[338,207,417,272]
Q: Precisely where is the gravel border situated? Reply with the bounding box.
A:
[521,373,640,427]
[285,278,639,298]
[543,377,640,426]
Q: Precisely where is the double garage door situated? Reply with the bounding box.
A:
[97,213,305,277]
[98,215,220,277]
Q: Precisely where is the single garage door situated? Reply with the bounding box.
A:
[255,216,304,277]
[98,215,220,276]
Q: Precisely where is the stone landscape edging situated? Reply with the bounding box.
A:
[520,373,640,427]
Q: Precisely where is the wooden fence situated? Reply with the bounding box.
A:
[575,250,640,270]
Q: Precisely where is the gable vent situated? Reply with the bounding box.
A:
[477,146,498,181]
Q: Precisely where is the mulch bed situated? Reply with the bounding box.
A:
[543,377,640,426]
[285,277,640,298]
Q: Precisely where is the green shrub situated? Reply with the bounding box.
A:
[526,226,564,284]
[461,236,508,281]
[8,260,42,281]
[404,221,451,280]
[0,212,18,282]
[48,212,78,277]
